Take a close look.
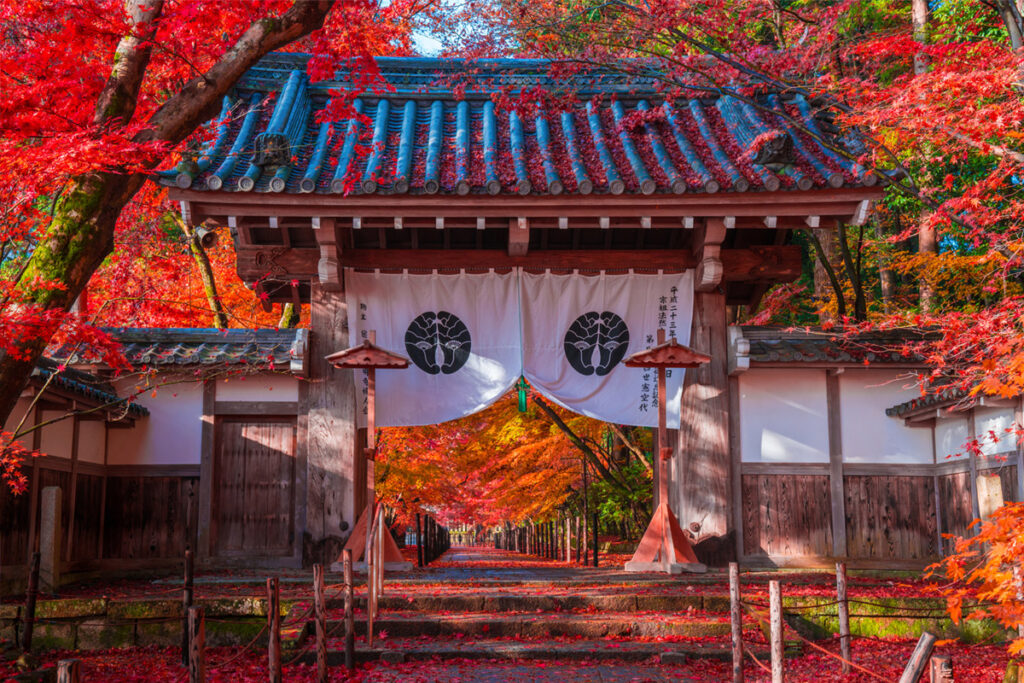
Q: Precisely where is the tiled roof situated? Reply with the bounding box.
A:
[885,386,967,418]
[157,54,878,197]
[32,358,149,418]
[741,326,931,365]
[104,328,307,371]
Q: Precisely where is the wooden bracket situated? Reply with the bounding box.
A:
[312,216,341,291]
[509,217,529,256]
[695,217,728,292]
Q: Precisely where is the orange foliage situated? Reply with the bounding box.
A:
[376,391,618,527]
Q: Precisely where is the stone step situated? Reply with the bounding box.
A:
[313,612,734,639]
[341,593,728,613]
[301,636,801,665]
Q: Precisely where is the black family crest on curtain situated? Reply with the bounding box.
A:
[404,311,472,375]
[563,311,630,376]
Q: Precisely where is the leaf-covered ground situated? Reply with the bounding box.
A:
[1,547,1007,681]
[0,641,1010,682]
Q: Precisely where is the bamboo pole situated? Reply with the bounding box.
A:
[343,549,355,671]
[769,580,783,683]
[837,562,850,674]
[729,562,743,683]
[314,564,327,683]
[188,606,205,683]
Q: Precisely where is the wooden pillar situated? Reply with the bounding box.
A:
[967,409,981,521]
[826,370,847,558]
[64,414,80,562]
[675,289,731,563]
[1016,397,1024,502]
[307,283,359,565]
[196,380,215,561]
[39,486,61,593]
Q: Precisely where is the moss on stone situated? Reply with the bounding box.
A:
[35,599,106,619]
[107,600,180,620]
[31,623,76,651]
[205,620,266,647]
[77,620,135,650]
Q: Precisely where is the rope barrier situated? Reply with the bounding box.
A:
[740,600,890,682]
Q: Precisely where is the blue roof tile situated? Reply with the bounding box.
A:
[157,54,878,197]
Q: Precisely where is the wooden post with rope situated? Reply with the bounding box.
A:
[343,548,355,671]
[267,577,281,683]
[56,659,80,683]
[188,606,205,683]
[837,562,851,674]
[313,563,327,683]
[182,550,194,667]
[729,562,743,683]
[769,580,783,683]
[22,551,40,652]
[898,632,937,683]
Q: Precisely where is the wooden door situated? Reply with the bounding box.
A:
[212,417,296,558]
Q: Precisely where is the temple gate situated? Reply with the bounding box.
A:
[162,53,881,565]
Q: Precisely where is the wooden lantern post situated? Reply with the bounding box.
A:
[327,334,413,572]
[623,329,710,574]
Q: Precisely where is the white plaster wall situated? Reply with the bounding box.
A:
[840,369,932,464]
[39,410,73,459]
[107,377,204,466]
[2,398,35,449]
[738,369,829,463]
[975,406,1016,456]
[935,416,969,461]
[215,373,299,402]
[78,420,106,465]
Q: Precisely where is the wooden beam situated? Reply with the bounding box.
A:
[312,217,340,291]
[213,401,300,416]
[237,246,803,282]
[172,186,883,217]
[509,217,529,256]
[695,218,728,292]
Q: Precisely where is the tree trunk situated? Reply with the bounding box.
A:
[836,222,867,321]
[0,172,144,423]
[177,217,229,329]
[0,1,336,429]
[279,303,300,329]
[805,228,846,321]
[874,219,897,314]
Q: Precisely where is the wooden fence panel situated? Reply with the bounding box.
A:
[741,474,832,557]
[845,475,937,561]
[103,476,198,560]
[70,474,103,562]
[0,476,31,565]
[937,471,974,542]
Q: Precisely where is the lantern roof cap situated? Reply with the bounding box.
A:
[326,340,409,369]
